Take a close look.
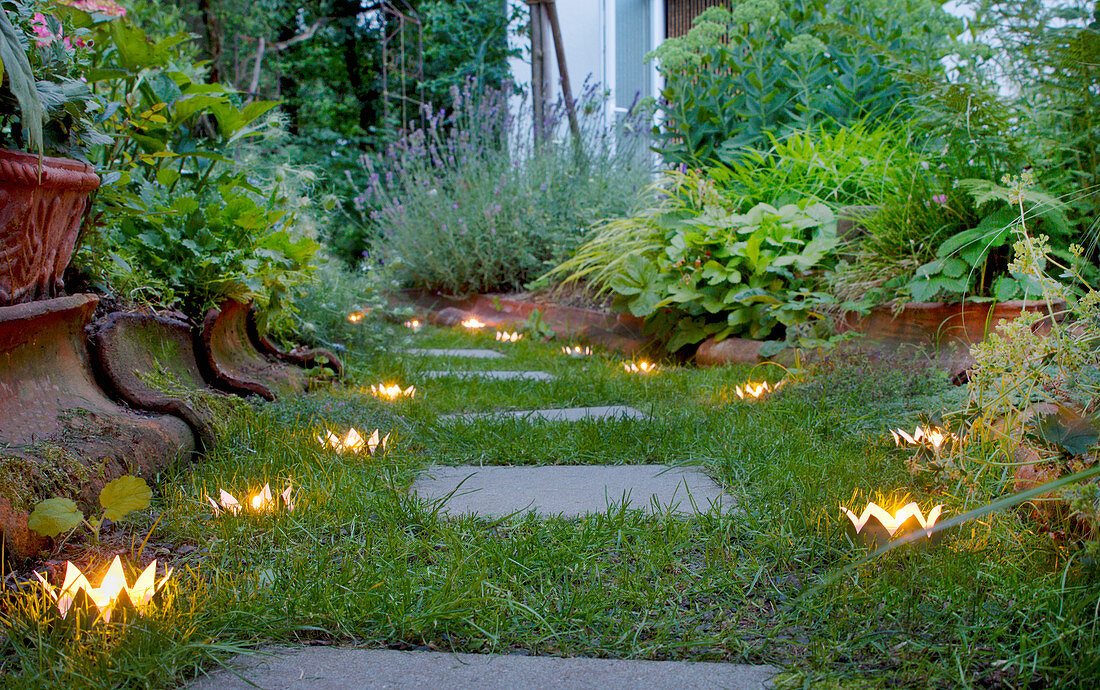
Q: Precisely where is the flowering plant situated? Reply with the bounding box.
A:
[0,0,111,158]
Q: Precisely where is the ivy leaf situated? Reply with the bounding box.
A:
[100,475,152,522]
[28,498,83,538]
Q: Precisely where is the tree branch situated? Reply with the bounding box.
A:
[271,18,330,52]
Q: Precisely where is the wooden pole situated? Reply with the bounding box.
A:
[542,0,583,148]
[528,1,546,144]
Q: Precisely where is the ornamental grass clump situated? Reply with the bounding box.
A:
[352,80,652,295]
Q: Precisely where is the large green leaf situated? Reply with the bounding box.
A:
[99,475,152,522]
[28,498,83,538]
[0,9,45,153]
[1031,406,1099,456]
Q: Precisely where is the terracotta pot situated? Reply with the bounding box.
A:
[0,149,100,306]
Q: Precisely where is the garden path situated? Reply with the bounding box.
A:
[190,646,776,689]
[192,339,772,689]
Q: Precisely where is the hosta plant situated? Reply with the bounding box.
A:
[552,170,839,352]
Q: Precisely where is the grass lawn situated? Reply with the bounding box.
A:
[2,324,1098,687]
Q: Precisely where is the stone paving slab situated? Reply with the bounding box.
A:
[403,348,505,359]
[421,369,554,381]
[412,465,734,517]
[190,646,775,689]
[440,405,649,423]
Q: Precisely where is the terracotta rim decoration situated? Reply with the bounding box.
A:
[0,149,100,306]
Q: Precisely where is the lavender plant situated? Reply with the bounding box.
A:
[348,80,653,295]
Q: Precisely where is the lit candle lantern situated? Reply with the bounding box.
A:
[404,319,422,331]
[316,428,388,455]
[623,361,657,374]
[890,425,959,452]
[841,501,944,549]
[460,317,486,330]
[561,345,592,357]
[495,331,523,342]
[34,556,172,623]
[370,383,416,400]
[734,380,784,400]
[207,484,294,516]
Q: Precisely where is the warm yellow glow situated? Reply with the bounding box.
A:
[890,425,958,451]
[370,383,416,400]
[34,555,172,622]
[561,345,592,357]
[250,485,271,511]
[316,427,388,455]
[623,361,657,374]
[734,380,785,400]
[347,311,367,324]
[495,330,523,342]
[207,483,293,516]
[404,319,422,331]
[460,317,486,330]
[841,502,943,537]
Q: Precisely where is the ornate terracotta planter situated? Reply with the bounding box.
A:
[0,149,100,306]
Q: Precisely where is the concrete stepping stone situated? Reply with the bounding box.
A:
[412,465,734,517]
[404,348,505,359]
[189,646,775,689]
[421,369,554,381]
[440,405,649,423]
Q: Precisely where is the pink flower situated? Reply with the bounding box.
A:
[31,12,72,48]
[931,194,948,206]
[57,0,127,17]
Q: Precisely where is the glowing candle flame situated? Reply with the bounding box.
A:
[495,331,523,342]
[370,383,416,400]
[841,502,943,537]
[623,361,657,374]
[34,556,172,622]
[347,311,366,324]
[561,345,592,357]
[890,425,958,451]
[404,319,422,331]
[460,317,486,330]
[734,380,785,400]
[316,427,388,455]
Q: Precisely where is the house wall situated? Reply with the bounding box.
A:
[507,0,665,134]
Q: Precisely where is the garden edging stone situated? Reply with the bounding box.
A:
[395,290,651,354]
[246,303,344,377]
[200,298,320,400]
[0,295,195,560]
[88,311,226,452]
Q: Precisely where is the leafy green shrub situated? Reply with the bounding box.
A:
[351,80,652,294]
[829,172,1080,309]
[550,170,838,352]
[710,120,929,209]
[651,0,961,167]
[60,7,320,319]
